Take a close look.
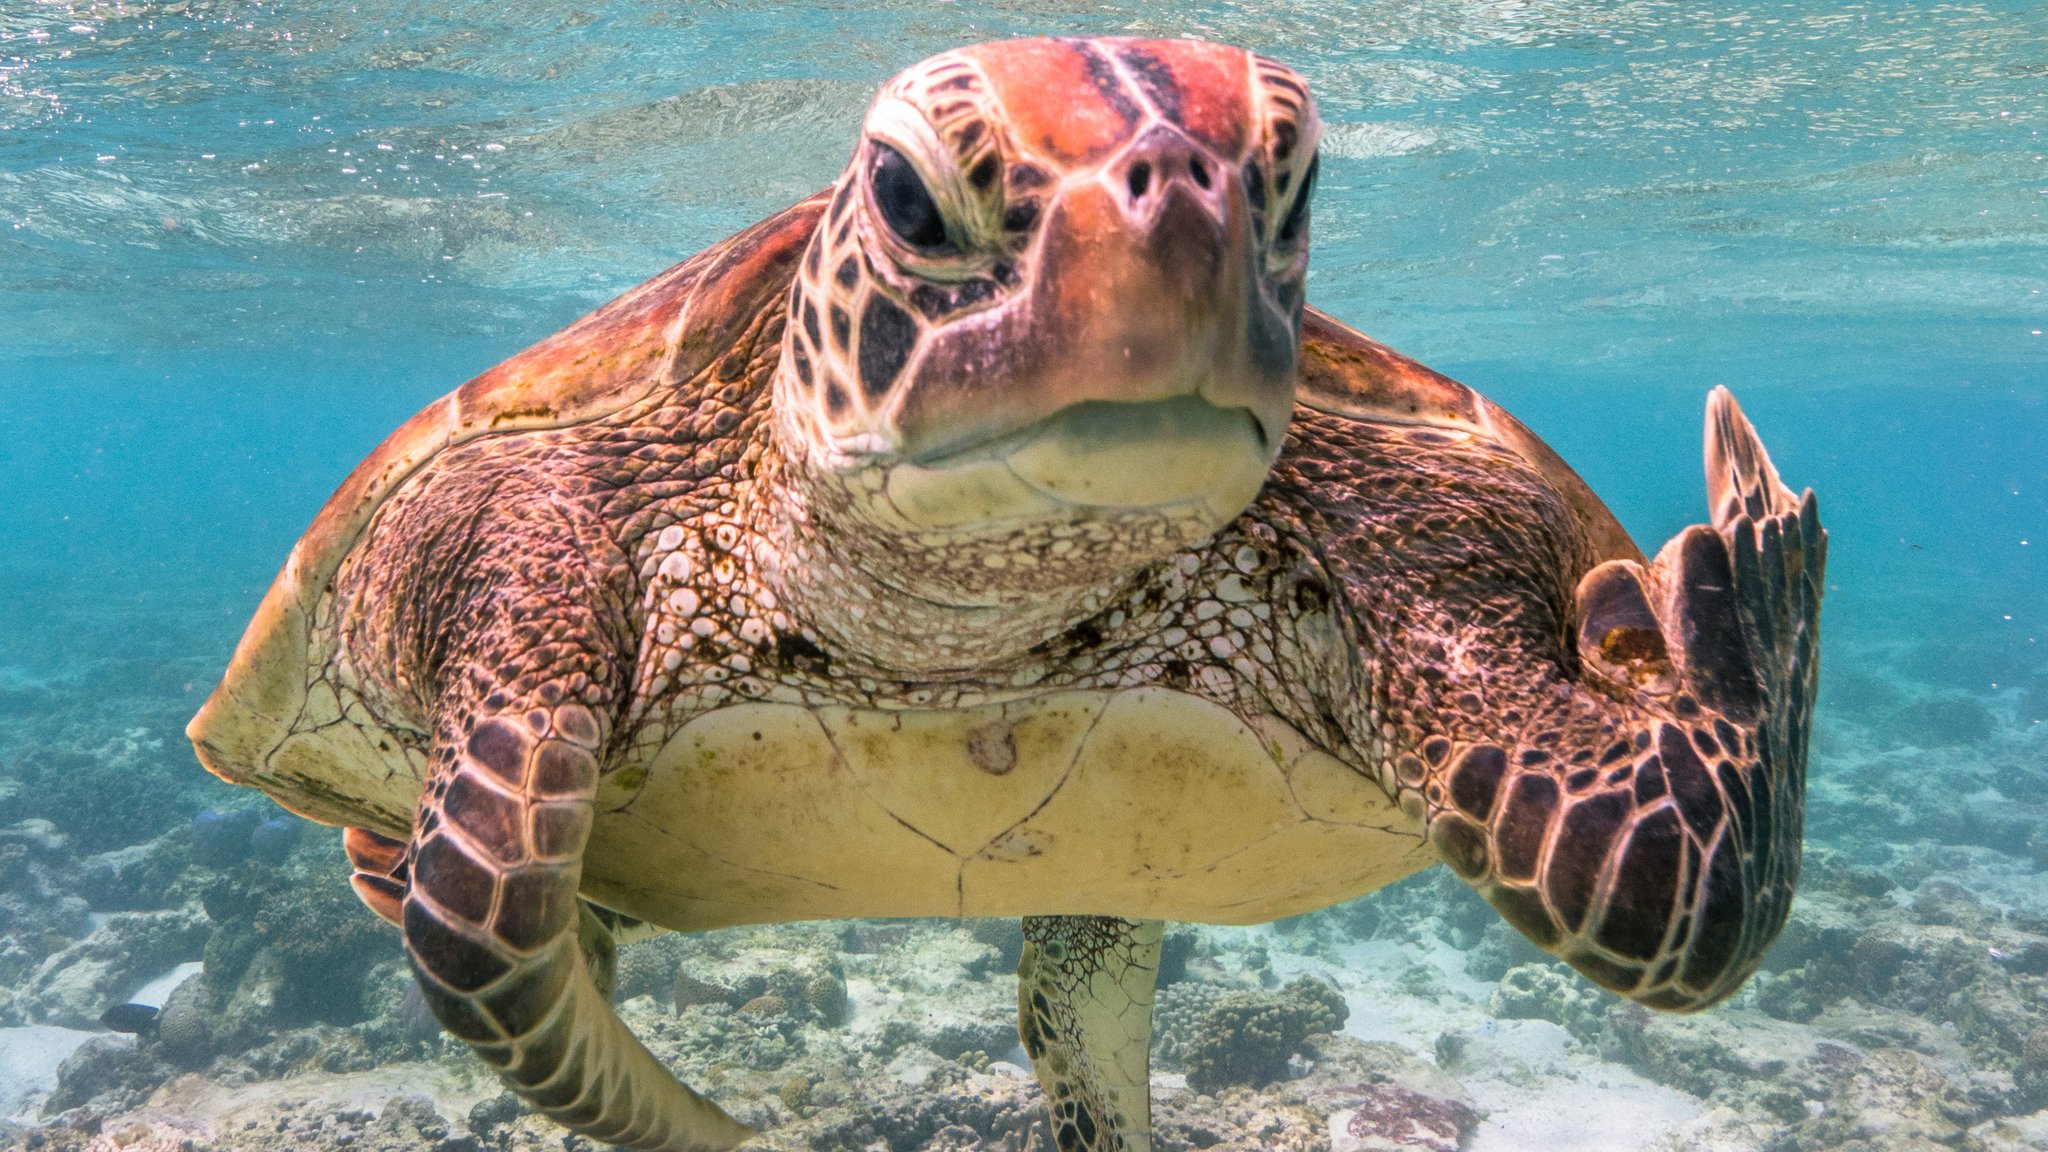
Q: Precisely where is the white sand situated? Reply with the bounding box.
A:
[1456,1020,1702,1152]
[0,1024,101,1121]
[1274,939,1707,1152]
[127,961,203,1008]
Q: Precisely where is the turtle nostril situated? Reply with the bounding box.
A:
[1188,155,1210,189]
[1127,161,1152,200]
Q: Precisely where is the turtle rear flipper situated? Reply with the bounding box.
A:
[1428,387,1824,1010]
[345,826,408,925]
[1018,917,1162,1152]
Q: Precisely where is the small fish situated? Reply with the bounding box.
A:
[99,1002,161,1038]
[1988,947,2013,963]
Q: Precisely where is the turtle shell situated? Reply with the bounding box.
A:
[190,194,1631,827]
[186,192,828,821]
[1296,307,1642,566]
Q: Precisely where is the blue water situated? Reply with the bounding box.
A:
[2,0,2046,1144]
[5,1,2041,656]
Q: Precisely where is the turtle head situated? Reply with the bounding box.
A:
[770,37,1319,604]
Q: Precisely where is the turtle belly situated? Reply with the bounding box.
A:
[579,688,1432,932]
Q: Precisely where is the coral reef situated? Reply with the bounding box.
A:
[1157,975,1349,1093]
[42,1035,173,1116]
[0,820,93,1017]
[195,832,396,1038]
[25,908,209,1028]
[0,727,214,855]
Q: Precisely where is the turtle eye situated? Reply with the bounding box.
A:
[869,143,953,253]
[1277,152,1318,245]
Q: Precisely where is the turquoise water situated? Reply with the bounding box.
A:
[3,1,2046,1148]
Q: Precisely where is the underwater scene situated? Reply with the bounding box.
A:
[2,0,2045,1149]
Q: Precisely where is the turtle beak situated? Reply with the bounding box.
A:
[891,128,1299,463]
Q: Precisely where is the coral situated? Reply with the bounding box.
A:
[802,969,849,1026]
[1241,940,1276,987]
[1326,868,1496,953]
[1159,923,1197,987]
[392,971,448,1044]
[1602,1003,1791,1100]
[257,880,388,1000]
[1790,1047,1979,1148]
[0,820,92,1000]
[1487,961,1610,1041]
[615,932,687,1002]
[118,1092,473,1152]
[793,1071,1047,1152]
[195,841,396,1041]
[75,833,194,912]
[41,1035,173,1117]
[1818,667,1907,723]
[465,1091,528,1145]
[662,939,846,1028]
[1336,1083,1480,1152]
[0,818,67,856]
[25,906,210,1028]
[2017,1023,2048,1108]
[1752,967,1827,1024]
[1166,976,1348,1094]
[847,921,915,953]
[0,728,208,854]
[1462,919,1551,983]
[674,969,732,1010]
[374,1094,451,1143]
[778,1073,814,1112]
[191,807,264,868]
[1878,692,1996,748]
[648,999,796,1072]
[153,972,217,1067]
[965,918,1023,972]
[246,816,302,864]
[1152,1092,1327,1152]
[1144,1043,1443,1152]
[72,1117,212,1152]
[918,1004,1017,1063]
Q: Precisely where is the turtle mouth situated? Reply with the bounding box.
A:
[880,395,1276,531]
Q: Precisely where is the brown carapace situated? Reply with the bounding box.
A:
[189,36,1823,1152]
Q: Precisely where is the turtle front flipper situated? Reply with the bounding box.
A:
[1425,387,1823,1010]
[405,690,752,1152]
[364,480,752,1152]
[365,821,626,1004]
[1018,916,1162,1152]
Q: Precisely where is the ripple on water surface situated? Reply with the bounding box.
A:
[0,0,2041,366]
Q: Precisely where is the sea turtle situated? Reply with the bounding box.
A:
[188,36,1825,1152]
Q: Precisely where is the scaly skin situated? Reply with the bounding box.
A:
[194,36,1824,1152]
[1018,917,1162,1152]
